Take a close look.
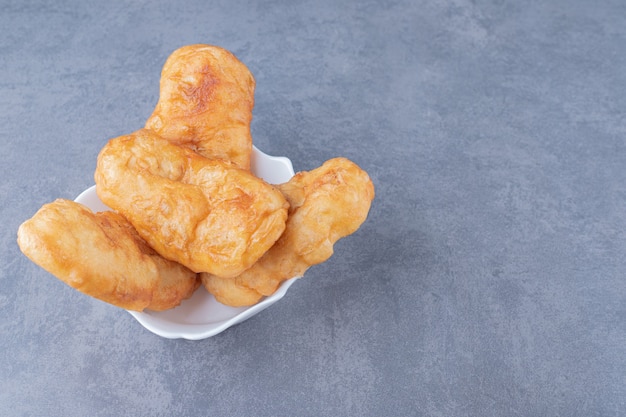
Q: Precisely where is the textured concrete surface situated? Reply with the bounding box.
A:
[1,0,625,416]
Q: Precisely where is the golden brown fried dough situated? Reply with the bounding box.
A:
[202,273,264,307]
[17,199,199,312]
[95,129,289,278]
[145,44,255,169]
[201,157,375,306]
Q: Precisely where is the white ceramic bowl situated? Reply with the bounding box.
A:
[75,146,298,340]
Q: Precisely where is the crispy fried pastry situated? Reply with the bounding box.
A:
[201,157,375,306]
[17,199,199,312]
[202,273,264,308]
[145,44,255,169]
[94,128,289,278]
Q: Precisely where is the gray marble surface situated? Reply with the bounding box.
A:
[1,0,625,416]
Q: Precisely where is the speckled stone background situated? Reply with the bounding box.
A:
[1,0,625,416]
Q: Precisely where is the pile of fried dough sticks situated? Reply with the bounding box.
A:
[17,44,374,312]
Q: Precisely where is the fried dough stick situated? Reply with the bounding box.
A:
[145,44,255,169]
[17,199,200,312]
[201,157,375,307]
[95,129,288,278]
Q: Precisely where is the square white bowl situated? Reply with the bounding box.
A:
[75,147,299,340]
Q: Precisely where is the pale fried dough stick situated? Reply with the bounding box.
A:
[201,157,375,307]
[17,199,199,312]
[145,44,255,169]
[95,129,289,278]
